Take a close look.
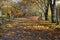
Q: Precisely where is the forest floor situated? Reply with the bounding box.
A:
[0,18,60,40]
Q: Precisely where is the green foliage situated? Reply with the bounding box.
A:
[2,15,7,20]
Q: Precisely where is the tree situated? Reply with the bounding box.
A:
[23,0,47,19]
[31,0,47,20]
[49,0,56,23]
[17,0,47,17]
[44,0,56,22]
[44,0,49,20]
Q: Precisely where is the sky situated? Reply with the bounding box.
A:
[56,1,60,5]
[12,0,22,3]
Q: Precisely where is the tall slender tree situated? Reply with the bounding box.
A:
[45,0,49,20]
[49,0,56,23]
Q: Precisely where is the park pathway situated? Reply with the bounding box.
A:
[0,18,60,40]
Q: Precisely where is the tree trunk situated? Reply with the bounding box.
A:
[45,0,50,20]
[50,0,56,23]
[45,3,49,20]
[56,8,59,25]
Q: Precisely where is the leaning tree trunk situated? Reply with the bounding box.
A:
[50,0,56,23]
